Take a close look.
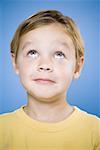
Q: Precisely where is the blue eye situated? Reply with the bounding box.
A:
[55,51,65,59]
[27,50,39,58]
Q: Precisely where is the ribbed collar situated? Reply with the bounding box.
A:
[15,105,80,132]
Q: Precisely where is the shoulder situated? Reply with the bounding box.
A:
[75,107,100,148]
[75,107,99,127]
[74,107,100,138]
[0,107,21,124]
[76,106,99,120]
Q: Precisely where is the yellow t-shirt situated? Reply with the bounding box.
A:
[0,106,100,150]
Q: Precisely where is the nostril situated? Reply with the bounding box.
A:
[39,67,50,71]
[38,67,52,72]
[37,65,53,72]
[40,67,43,70]
[47,68,50,70]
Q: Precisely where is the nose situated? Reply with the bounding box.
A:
[38,66,52,72]
[37,58,53,73]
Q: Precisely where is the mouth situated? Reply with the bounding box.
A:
[33,78,56,84]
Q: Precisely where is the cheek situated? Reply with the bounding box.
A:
[55,62,75,88]
[18,57,38,72]
[56,62,75,77]
[59,66,75,89]
[17,60,31,79]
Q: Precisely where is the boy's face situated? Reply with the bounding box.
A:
[13,23,82,102]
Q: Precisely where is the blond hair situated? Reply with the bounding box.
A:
[11,10,84,61]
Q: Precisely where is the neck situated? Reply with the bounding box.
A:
[24,94,74,123]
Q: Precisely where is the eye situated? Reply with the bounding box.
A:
[27,50,39,59]
[54,51,66,59]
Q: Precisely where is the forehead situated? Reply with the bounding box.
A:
[19,23,75,50]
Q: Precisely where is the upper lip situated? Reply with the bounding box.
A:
[33,78,55,83]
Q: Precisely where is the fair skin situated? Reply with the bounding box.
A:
[12,23,84,123]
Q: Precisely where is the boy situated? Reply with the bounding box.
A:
[0,10,99,150]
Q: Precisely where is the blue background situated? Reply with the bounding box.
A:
[0,0,99,117]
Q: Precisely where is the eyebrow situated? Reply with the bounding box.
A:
[54,41,72,51]
[21,40,71,51]
[21,41,34,50]
[57,41,70,48]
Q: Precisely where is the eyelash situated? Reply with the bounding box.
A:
[27,50,38,55]
[27,50,39,58]
[27,50,66,59]
[55,51,66,58]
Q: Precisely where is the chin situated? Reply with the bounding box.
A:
[28,90,60,102]
[35,93,57,100]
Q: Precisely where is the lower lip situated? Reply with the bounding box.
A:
[34,79,55,84]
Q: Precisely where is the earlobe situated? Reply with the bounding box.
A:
[73,72,80,79]
[11,52,19,75]
[73,56,84,80]
[14,66,19,75]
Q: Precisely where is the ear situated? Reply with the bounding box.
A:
[73,56,84,79]
[11,52,19,75]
